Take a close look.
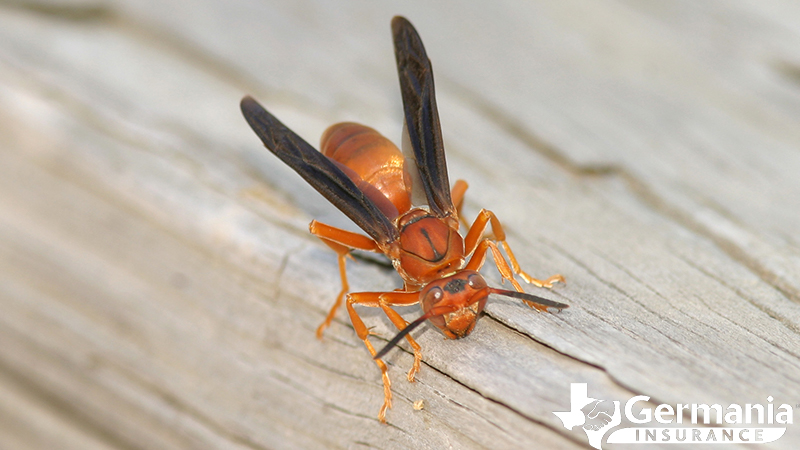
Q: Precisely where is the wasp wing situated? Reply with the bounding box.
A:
[392,16,455,218]
[241,96,399,245]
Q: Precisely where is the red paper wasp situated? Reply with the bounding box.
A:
[241,16,567,423]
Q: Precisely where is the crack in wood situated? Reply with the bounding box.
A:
[677,253,800,355]
[423,380,514,436]
[352,441,384,449]
[446,81,800,305]
[550,245,779,387]
[268,368,409,435]
[596,251,739,343]
[412,357,589,447]
[271,249,292,307]
[281,346,366,384]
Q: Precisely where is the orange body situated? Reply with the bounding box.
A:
[321,123,466,293]
[321,123,412,218]
[240,17,567,424]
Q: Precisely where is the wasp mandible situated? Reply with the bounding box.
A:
[241,16,567,423]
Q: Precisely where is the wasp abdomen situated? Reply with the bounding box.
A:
[321,123,411,216]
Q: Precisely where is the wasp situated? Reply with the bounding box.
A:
[241,16,567,423]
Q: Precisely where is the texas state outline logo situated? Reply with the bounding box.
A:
[553,383,792,449]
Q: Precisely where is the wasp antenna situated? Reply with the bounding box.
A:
[374,314,430,360]
[490,288,569,311]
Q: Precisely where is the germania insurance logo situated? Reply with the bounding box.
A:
[553,383,793,449]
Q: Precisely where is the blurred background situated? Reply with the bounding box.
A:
[2,1,800,449]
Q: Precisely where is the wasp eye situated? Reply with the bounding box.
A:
[422,286,444,310]
[467,273,487,289]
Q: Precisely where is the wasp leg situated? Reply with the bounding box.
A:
[463,209,565,289]
[451,179,470,230]
[465,240,525,291]
[309,220,381,339]
[346,290,420,423]
[465,241,554,312]
[378,294,424,382]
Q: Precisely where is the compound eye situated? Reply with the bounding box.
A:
[467,273,487,290]
[425,287,443,303]
[421,286,444,313]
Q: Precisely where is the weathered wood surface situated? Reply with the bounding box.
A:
[2,1,800,448]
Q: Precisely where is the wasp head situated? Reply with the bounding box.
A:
[373,270,568,361]
[420,270,490,339]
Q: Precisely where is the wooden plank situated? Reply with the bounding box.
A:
[1,1,799,448]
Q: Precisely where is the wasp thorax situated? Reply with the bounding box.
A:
[397,210,465,284]
[420,270,490,339]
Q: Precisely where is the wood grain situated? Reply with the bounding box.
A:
[1,1,799,448]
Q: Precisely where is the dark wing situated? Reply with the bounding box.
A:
[240,96,399,245]
[392,16,455,218]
